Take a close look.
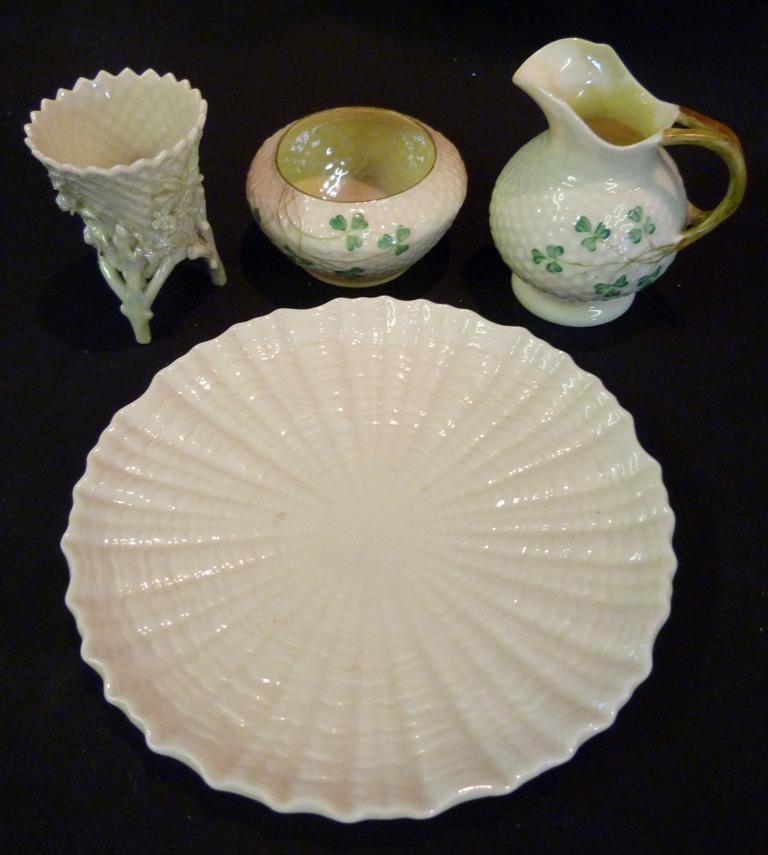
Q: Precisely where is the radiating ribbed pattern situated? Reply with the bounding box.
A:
[62,296,676,821]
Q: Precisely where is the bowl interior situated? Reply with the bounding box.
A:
[276,107,436,202]
[27,71,202,170]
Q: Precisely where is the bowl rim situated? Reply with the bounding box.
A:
[275,105,438,202]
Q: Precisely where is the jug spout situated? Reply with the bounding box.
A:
[514,38,679,149]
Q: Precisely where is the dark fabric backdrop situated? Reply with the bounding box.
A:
[2,2,766,853]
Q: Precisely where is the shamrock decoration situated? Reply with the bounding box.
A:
[532,244,565,273]
[594,274,630,298]
[575,216,611,251]
[329,212,369,251]
[627,206,656,244]
[378,226,411,256]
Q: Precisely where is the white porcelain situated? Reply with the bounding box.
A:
[25,69,226,343]
[62,296,676,821]
[246,107,467,286]
[490,38,746,326]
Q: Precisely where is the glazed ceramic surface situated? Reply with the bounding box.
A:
[246,107,467,286]
[62,297,676,821]
[25,69,225,343]
[490,38,746,326]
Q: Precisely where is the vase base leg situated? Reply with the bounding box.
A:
[512,274,635,327]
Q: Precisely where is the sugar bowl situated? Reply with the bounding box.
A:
[246,106,467,287]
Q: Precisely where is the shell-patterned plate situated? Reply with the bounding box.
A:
[62,296,676,821]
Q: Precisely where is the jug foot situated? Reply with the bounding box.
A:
[512,274,635,327]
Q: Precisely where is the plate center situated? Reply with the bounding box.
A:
[313,473,430,582]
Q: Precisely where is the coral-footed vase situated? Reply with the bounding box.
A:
[25,69,226,343]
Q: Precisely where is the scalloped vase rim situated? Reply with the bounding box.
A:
[24,68,207,178]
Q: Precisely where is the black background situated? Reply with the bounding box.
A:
[2,2,766,853]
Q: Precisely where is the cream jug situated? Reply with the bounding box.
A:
[490,38,746,326]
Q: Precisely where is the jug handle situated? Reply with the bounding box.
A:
[661,107,747,251]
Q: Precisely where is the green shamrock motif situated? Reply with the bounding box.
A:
[378,226,411,256]
[333,266,366,279]
[594,274,630,298]
[329,212,369,251]
[636,264,663,290]
[575,216,611,251]
[346,235,363,251]
[627,206,656,244]
[281,244,314,267]
[532,244,565,273]
[593,263,664,299]
[528,206,664,291]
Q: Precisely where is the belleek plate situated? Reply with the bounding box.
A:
[62,296,676,821]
